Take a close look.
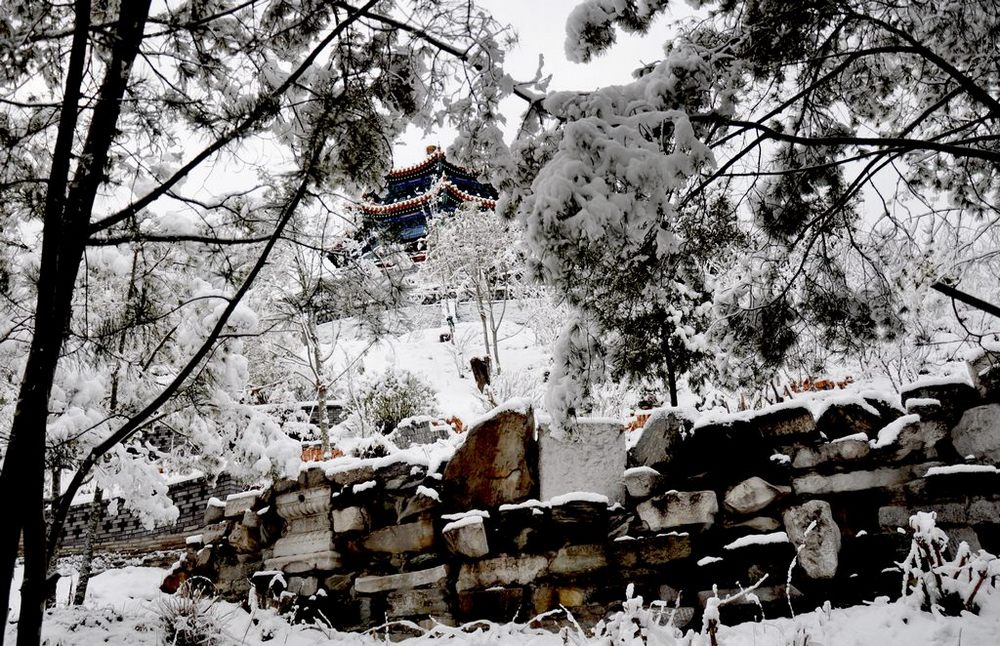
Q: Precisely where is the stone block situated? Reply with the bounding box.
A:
[227,524,260,553]
[241,509,261,528]
[354,565,449,594]
[724,477,790,515]
[752,405,816,443]
[612,533,692,569]
[223,491,261,519]
[815,401,881,440]
[624,466,664,500]
[361,518,434,553]
[386,588,451,618]
[723,516,782,532]
[792,439,870,470]
[443,403,538,509]
[456,587,525,622]
[902,380,981,424]
[783,500,841,580]
[266,525,339,573]
[204,501,225,525]
[951,405,1000,463]
[287,575,319,597]
[456,554,549,592]
[397,489,439,523]
[636,490,718,531]
[442,517,489,558]
[322,573,353,593]
[539,419,627,504]
[332,506,368,534]
[792,462,939,495]
[327,465,376,488]
[264,550,340,574]
[275,486,332,521]
[549,544,607,576]
[628,409,693,471]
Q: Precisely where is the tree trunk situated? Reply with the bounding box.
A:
[487,299,501,375]
[72,487,103,606]
[306,316,330,458]
[0,2,92,640]
[474,274,492,367]
[0,3,152,644]
[664,347,678,407]
[44,467,63,609]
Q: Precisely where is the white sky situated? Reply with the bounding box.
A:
[394,0,682,165]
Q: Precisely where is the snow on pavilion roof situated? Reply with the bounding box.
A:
[358,148,497,229]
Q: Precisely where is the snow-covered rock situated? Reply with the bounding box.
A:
[627,408,692,470]
[442,515,490,558]
[443,403,538,509]
[624,466,664,499]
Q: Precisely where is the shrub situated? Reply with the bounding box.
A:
[156,578,225,646]
[349,369,438,435]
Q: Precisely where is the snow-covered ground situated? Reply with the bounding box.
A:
[326,300,558,424]
[7,563,1000,645]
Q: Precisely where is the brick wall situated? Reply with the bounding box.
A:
[58,474,242,554]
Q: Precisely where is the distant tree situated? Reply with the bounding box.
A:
[423,203,527,374]
[347,368,438,435]
[252,227,407,457]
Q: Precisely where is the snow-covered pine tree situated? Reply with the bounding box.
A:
[495,0,1000,420]
[0,1,518,642]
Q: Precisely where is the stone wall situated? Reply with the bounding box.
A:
[165,371,1000,634]
[59,474,241,553]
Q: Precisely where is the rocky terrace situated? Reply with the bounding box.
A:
[162,367,1000,636]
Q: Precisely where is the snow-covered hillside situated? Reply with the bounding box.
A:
[322,300,558,424]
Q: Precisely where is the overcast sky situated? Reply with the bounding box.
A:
[394,0,681,165]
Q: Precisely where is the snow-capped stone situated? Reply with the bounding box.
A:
[902,378,980,412]
[723,477,790,515]
[636,490,718,531]
[539,418,627,504]
[783,500,841,580]
[442,515,489,558]
[628,409,692,470]
[814,399,881,440]
[751,404,816,442]
[950,404,1000,463]
[443,403,538,509]
[396,487,440,522]
[624,466,664,499]
[223,489,262,519]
